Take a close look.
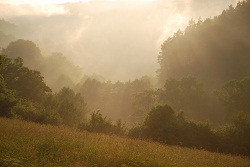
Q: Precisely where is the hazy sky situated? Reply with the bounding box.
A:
[0,0,240,81]
[0,0,93,5]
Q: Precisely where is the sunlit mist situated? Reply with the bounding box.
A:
[1,1,250,161]
[0,0,240,81]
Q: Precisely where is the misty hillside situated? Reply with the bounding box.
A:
[1,0,250,164]
[1,38,84,91]
[158,0,250,88]
[0,19,17,48]
[0,0,240,81]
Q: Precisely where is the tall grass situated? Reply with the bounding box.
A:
[0,117,249,167]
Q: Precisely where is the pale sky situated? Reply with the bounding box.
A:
[0,0,155,5]
[0,0,91,5]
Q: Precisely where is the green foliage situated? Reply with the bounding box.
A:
[11,99,41,122]
[10,99,61,125]
[0,55,51,102]
[143,105,176,141]
[216,76,250,115]
[1,1,250,158]
[127,124,145,139]
[2,40,83,92]
[215,112,250,155]
[163,77,204,105]
[39,87,87,126]
[0,75,17,117]
[86,111,114,133]
[161,76,207,119]
[158,0,250,88]
[132,77,221,123]
[0,55,86,126]
[182,121,218,150]
[82,110,126,135]
[130,104,249,155]
[129,105,218,151]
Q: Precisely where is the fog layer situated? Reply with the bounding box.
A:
[0,0,239,81]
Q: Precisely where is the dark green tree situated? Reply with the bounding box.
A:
[83,110,125,135]
[0,75,17,117]
[216,112,250,155]
[0,55,51,102]
[129,104,218,150]
[143,105,177,142]
[216,76,250,115]
[160,77,208,120]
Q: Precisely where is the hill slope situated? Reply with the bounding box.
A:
[0,118,249,167]
[158,0,250,88]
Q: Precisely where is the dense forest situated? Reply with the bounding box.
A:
[0,0,250,156]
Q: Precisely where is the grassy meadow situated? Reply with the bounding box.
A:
[0,117,249,167]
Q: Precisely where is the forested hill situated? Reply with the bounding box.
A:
[158,0,250,89]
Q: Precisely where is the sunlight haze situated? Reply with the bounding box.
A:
[0,0,240,81]
[1,1,250,164]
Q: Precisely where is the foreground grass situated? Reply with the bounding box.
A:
[0,118,249,167]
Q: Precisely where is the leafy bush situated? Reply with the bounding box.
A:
[11,99,61,125]
[81,111,126,135]
[129,105,218,151]
[182,121,218,150]
[0,75,17,117]
[215,112,250,155]
[216,76,250,115]
[128,124,145,139]
[11,99,42,122]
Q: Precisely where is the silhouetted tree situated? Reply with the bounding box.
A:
[129,104,218,150]
[0,55,51,102]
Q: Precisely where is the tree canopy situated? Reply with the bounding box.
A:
[0,55,51,102]
[158,0,250,89]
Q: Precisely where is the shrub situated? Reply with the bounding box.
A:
[0,76,17,117]
[11,99,41,122]
[82,111,126,135]
[215,112,250,155]
[129,105,218,151]
[11,99,61,125]
[128,124,145,138]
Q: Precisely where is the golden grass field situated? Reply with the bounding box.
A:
[0,117,249,167]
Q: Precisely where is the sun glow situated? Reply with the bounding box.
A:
[0,0,116,5]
